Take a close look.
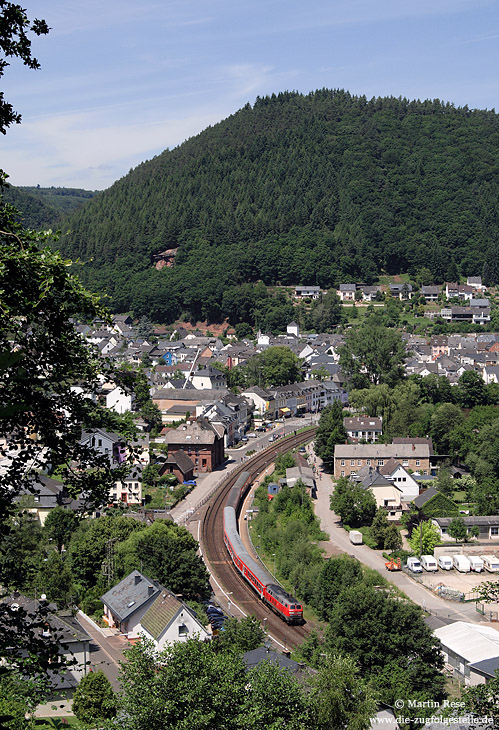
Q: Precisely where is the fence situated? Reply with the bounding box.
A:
[476,603,499,621]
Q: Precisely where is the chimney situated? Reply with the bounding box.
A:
[134,574,141,585]
[148,585,154,595]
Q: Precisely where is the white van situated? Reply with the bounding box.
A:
[480,555,499,573]
[453,554,471,573]
[406,557,423,573]
[421,555,438,572]
[438,555,453,571]
[467,556,484,573]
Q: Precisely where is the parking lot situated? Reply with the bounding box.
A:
[412,566,499,594]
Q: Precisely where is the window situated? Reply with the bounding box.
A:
[178,624,188,636]
[366,459,371,466]
[491,527,499,536]
[340,459,345,466]
[98,439,102,447]
[403,460,408,467]
[341,471,345,477]
[416,460,420,467]
[377,459,384,467]
[350,459,355,466]
[357,459,361,466]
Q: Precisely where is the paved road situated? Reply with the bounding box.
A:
[76,612,128,690]
[307,443,491,624]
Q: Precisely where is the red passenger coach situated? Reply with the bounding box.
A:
[223,478,304,625]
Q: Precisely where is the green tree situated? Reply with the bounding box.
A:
[330,478,377,527]
[43,506,78,553]
[457,371,487,409]
[118,637,313,730]
[310,654,378,730]
[216,616,266,654]
[339,314,406,389]
[408,520,441,556]
[139,399,163,431]
[33,550,74,607]
[314,555,363,621]
[72,670,117,724]
[324,585,445,711]
[384,523,402,552]
[369,508,390,549]
[0,3,49,135]
[68,515,145,588]
[116,520,210,599]
[447,515,468,543]
[315,402,347,466]
[430,402,464,454]
[246,346,302,387]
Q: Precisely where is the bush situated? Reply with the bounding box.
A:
[72,670,117,724]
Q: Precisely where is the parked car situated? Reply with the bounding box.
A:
[438,555,453,570]
[406,557,423,573]
[241,436,248,442]
[247,432,257,438]
[182,480,197,487]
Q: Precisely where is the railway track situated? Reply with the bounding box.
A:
[200,428,317,650]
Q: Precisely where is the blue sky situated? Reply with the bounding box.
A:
[2,0,499,190]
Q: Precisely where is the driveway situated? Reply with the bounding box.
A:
[76,612,129,690]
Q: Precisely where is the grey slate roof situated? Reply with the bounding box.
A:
[101,570,161,622]
[413,487,440,509]
[469,656,499,678]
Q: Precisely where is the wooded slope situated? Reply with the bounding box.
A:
[55,89,499,322]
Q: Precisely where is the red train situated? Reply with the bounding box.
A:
[223,472,303,624]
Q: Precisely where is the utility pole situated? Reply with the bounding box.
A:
[102,537,119,587]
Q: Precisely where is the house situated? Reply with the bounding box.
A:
[190,366,227,390]
[360,285,381,302]
[3,595,91,691]
[101,570,163,639]
[158,450,195,483]
[285,466,315,492]
[80,428,127,466]
[421,285,440,302]
[430,336,449,359]
[389,283,413,300]
[412,487,459,518]
[18,475,84,525]
[111,463,143,505]
[434,621,499,686]
[432,516,499,542]
[287,321,300,337]
[138,588,209,649]
[166,418,225,472]
[336,284,357,301]
[240,386,271,417]
[242,646,316,682]
[334,443,431,478]
[106,386,134,414]
[350,467,403,519]
[445,283,473,301]
[344,416,382,443]
[379,459,420,503]
[294,285,321,299]
[467,276,485,291]
[267,482,280,498]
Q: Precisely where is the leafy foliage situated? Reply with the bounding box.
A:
[329,477,377,527]
[315,402,347,467]
[72,670,117,724]
[408,520,441,556]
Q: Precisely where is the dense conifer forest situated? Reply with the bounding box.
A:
[46,89,499,322]
[4,185,95,228]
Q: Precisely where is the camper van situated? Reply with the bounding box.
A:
[406,557,423,573]
[467,556,484,573]
[421,555,438,572]
[453,554,471,573]
[438,555,453,571]
[349,531,363,545]
[480,555,499,573]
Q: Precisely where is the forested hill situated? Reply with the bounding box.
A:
[4,185,96,229]
[56,89,499,323]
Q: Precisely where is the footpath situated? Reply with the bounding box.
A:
[306,442,489,625]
